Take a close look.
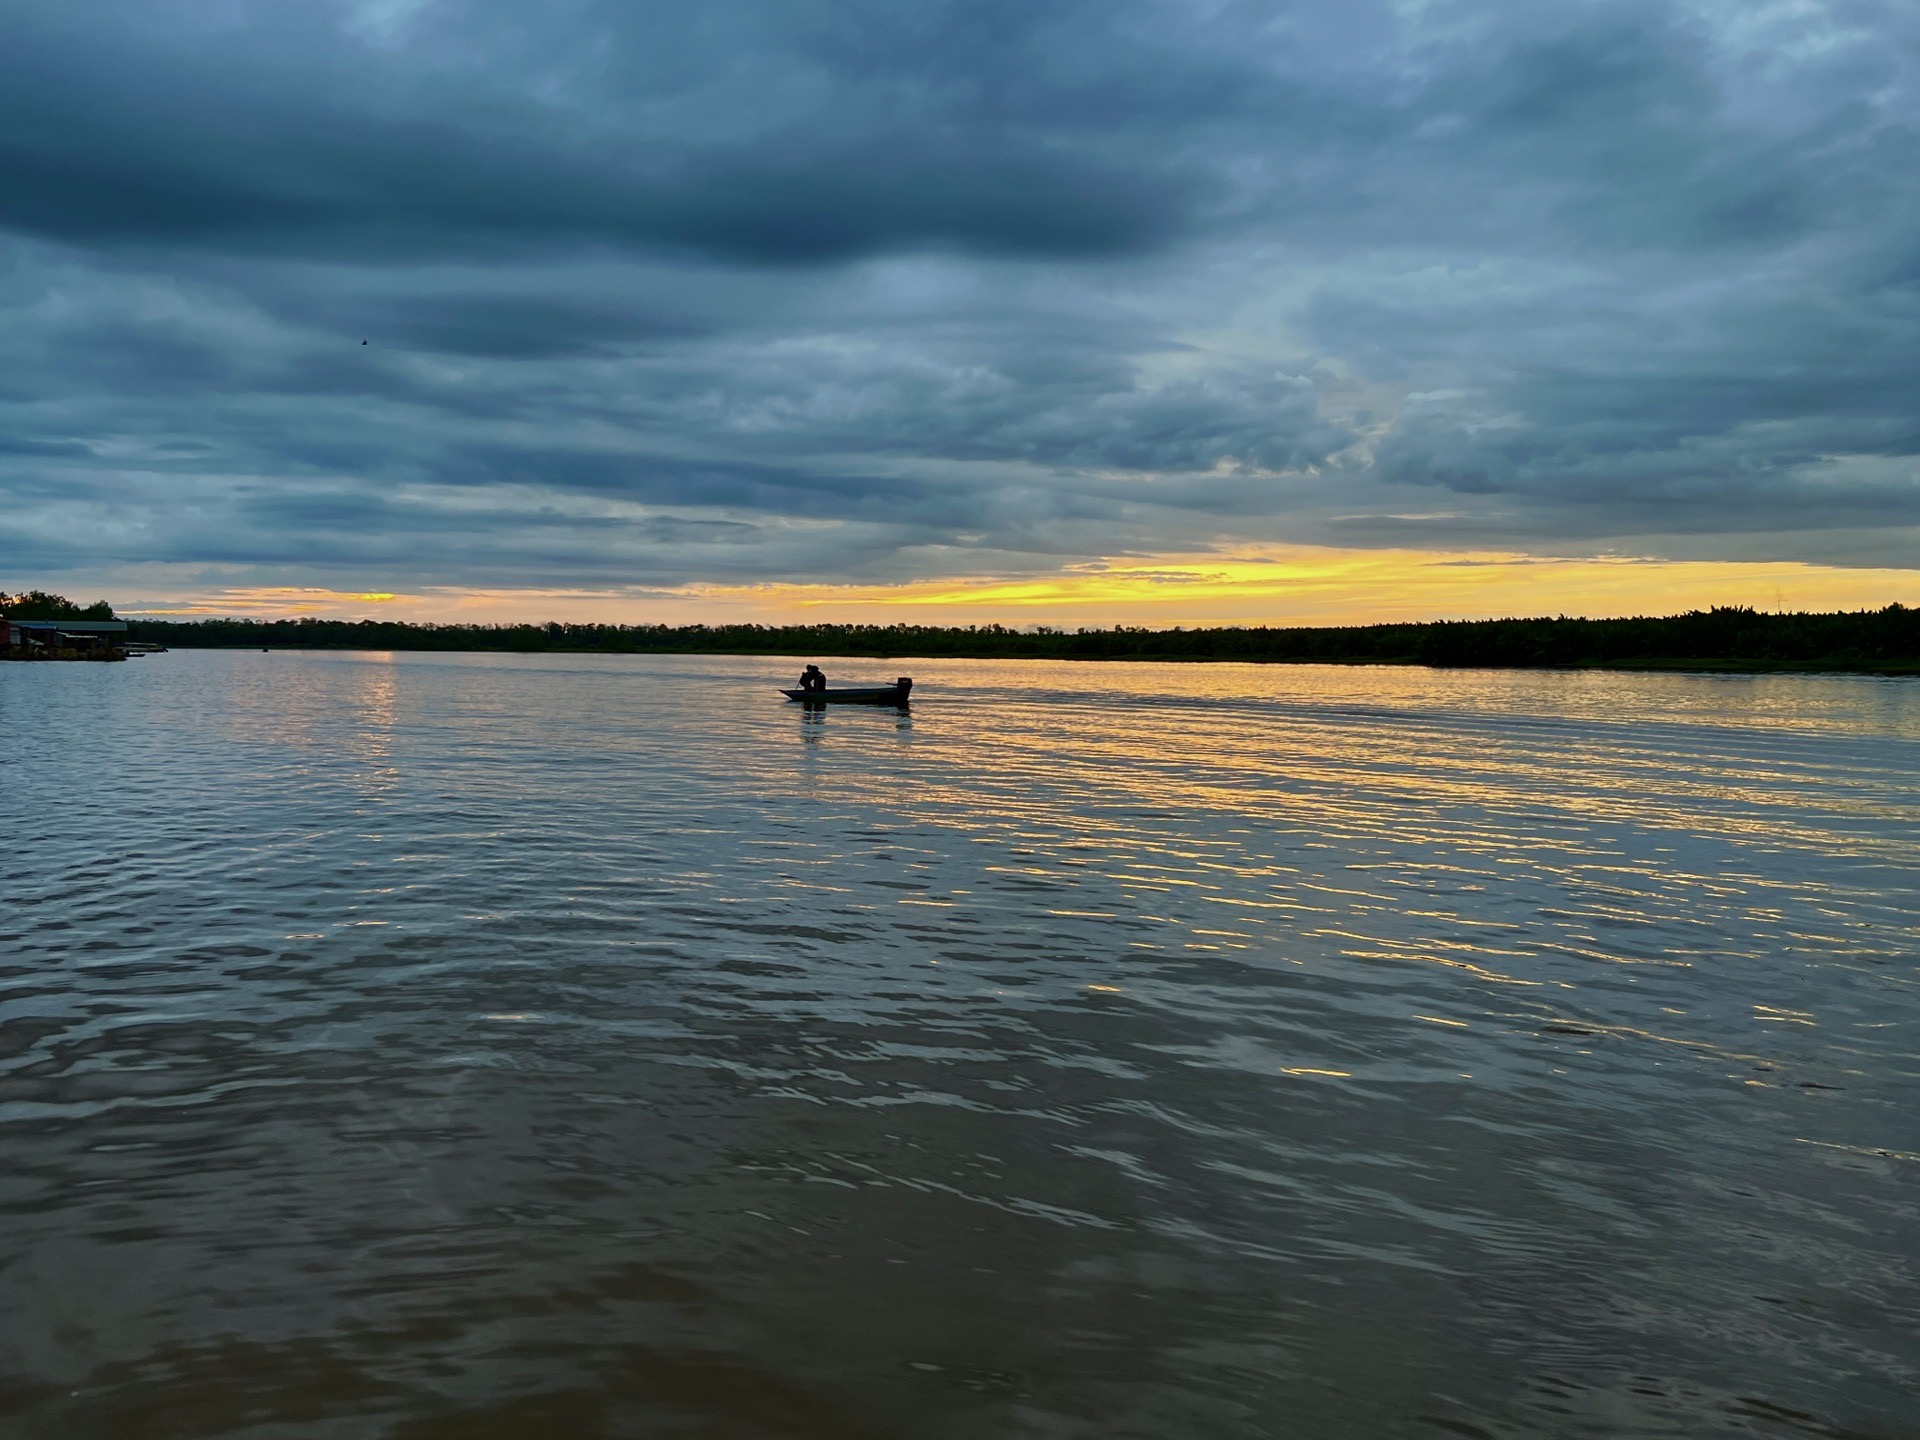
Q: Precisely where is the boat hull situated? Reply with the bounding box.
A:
[781,686,910,705]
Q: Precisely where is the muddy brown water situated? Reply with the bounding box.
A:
[3,651,1916,1438]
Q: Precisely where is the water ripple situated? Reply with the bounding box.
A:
[1,651,1916,1438]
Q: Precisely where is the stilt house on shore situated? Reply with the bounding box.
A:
[2,618,129,658]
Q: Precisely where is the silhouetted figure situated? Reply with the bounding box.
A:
[798,663,826,692]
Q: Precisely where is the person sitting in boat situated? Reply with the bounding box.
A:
[798,664,826,692]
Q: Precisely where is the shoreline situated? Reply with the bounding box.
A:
[0,648,126,663]
[58,603,1914,679]
[109,641,1920,679]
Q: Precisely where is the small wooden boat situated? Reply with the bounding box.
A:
[781,677,913,705]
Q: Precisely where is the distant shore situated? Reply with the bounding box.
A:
[120,605,1920,677]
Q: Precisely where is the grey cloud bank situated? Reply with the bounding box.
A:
[3,0,1917,603]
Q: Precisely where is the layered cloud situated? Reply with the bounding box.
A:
[2,0,1917,615]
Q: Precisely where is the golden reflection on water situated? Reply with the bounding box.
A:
[766,654,1918,1107]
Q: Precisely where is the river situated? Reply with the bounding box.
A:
[3,650,1915,1438]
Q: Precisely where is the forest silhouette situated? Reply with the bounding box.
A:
[91,604,1920,675]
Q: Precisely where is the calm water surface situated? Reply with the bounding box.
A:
[3,651,1917,1439]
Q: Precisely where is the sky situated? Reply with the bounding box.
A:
[2,0,1917,625]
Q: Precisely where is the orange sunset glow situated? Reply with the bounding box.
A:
[120,547,1920,628]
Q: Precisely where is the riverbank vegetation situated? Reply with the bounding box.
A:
[110,604,1920,675]
[1,591,116,620]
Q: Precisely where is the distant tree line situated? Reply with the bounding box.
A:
[0,591,116,620]
[108,604,1920,674]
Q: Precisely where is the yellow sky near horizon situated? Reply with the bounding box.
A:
[118,545,1920,627]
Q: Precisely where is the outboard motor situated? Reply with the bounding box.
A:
[896,677,913,700]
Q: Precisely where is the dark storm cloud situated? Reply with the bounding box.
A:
[0,437,94,458]
[0,3,1207,264]
[2,0,1919,600]
[296,295,708,359]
